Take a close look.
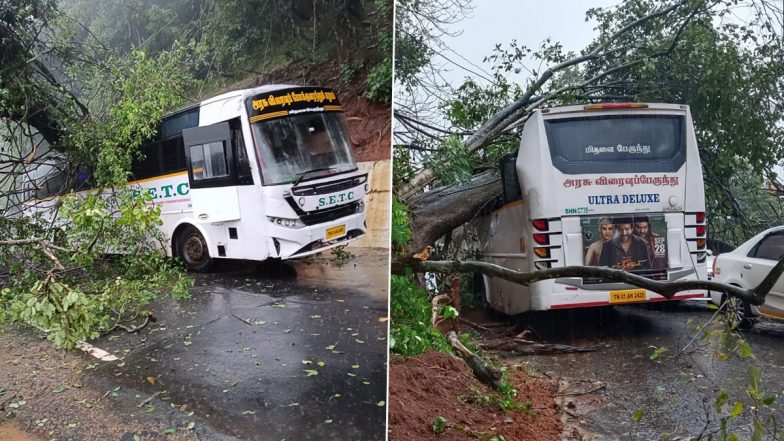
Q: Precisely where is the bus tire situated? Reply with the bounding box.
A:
[177,226,213,272]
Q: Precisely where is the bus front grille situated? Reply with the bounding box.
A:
[285,197,360,225]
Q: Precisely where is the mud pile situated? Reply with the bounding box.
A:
[388,350,563,440]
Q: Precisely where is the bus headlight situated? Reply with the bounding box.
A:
[356,201,365,213]
[267,216,304,229]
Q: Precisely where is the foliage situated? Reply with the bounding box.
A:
[330,245,355,266]
[60,0,393,92]
[365,52,393,104]
[425,136,475,185]
[432,415,446,434]
[2,189,192,349]
[389,272,451,356]
[363,0,393,103]
[0,1,195,348]
[391,197,412,249]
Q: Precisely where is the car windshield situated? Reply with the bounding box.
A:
[251,112,356,185]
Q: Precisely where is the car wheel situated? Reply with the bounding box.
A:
[723,294,755,331]
[177,226,213,272]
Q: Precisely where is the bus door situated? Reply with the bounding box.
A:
[183,122,242,222]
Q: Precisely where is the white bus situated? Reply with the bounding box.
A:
[474,103,708,315]
[26,85,368,271]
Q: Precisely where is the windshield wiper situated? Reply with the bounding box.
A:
[294,167,336,186]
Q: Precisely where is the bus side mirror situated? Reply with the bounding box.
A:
[499,151,521,204]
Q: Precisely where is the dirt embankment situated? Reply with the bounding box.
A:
[388,351,563,441]
[246,60,391,163]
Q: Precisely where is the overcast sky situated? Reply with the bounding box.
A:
[437,0,622,88]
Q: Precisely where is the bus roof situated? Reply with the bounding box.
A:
[201,84,305,106]
[539,103,688,116]
[163,84,326,120]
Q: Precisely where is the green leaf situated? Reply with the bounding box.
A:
[715,389,728,412]
[729,401,744,418]
[762,395,776,406]
[632,409,644,422]
[738,341,753,359]
[442,306,459,319]
[303,369,318,377]
[163,428,176,435]
[432,416,446,434]
[133,434,141,441]
[649,346,667,361]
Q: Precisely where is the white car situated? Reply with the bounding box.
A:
[711,225,784,329]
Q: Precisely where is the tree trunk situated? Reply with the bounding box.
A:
[408,170,503,253]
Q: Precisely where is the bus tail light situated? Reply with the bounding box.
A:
[532,219,548,231]
[695,212,705,223]
[533,233,549,245]
[534,247,550,258]
[696,225,705,236]
[534,261,551,270]
[696,239,706,249]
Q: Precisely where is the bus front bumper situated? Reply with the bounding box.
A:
[269,212,367,260]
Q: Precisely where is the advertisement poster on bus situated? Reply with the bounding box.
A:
[581,214,668,283]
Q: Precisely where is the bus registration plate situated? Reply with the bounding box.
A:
[326,225,346,240]
[609,289,647,304]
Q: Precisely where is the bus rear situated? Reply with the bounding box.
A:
[478,103,707,315]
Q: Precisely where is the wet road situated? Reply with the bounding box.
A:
[89,249,388,441]
[499,302,784,440]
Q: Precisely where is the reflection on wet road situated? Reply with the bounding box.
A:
[504,302,784,440]
[90,249,388,441]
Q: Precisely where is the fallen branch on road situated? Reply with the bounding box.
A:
[136,391,162,408]
[482,337,597,356]
[400,256,784,306]
[446,331,504,389]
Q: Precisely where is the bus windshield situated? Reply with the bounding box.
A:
[545,115,686,174]
[251,112,356,185]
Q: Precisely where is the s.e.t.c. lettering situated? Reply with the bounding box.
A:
[317,191,354,208]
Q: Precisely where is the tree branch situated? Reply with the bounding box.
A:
[403,256,784,306]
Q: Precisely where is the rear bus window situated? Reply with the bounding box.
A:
[544,115,686,174]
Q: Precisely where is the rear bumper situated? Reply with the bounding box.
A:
[547,290,706,310]
[537,279,707,310]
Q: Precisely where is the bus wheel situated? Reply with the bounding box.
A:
[178,226,213,272]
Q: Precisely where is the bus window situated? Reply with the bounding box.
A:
[132,142,162,180]
[189,141,229,181]
[161,137,186,174]
[233,128,253,184]
[545,115,686,174]
[499,151,521,204]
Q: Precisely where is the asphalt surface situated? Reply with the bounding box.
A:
[502,302,784,440]
[88,248,389,441]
